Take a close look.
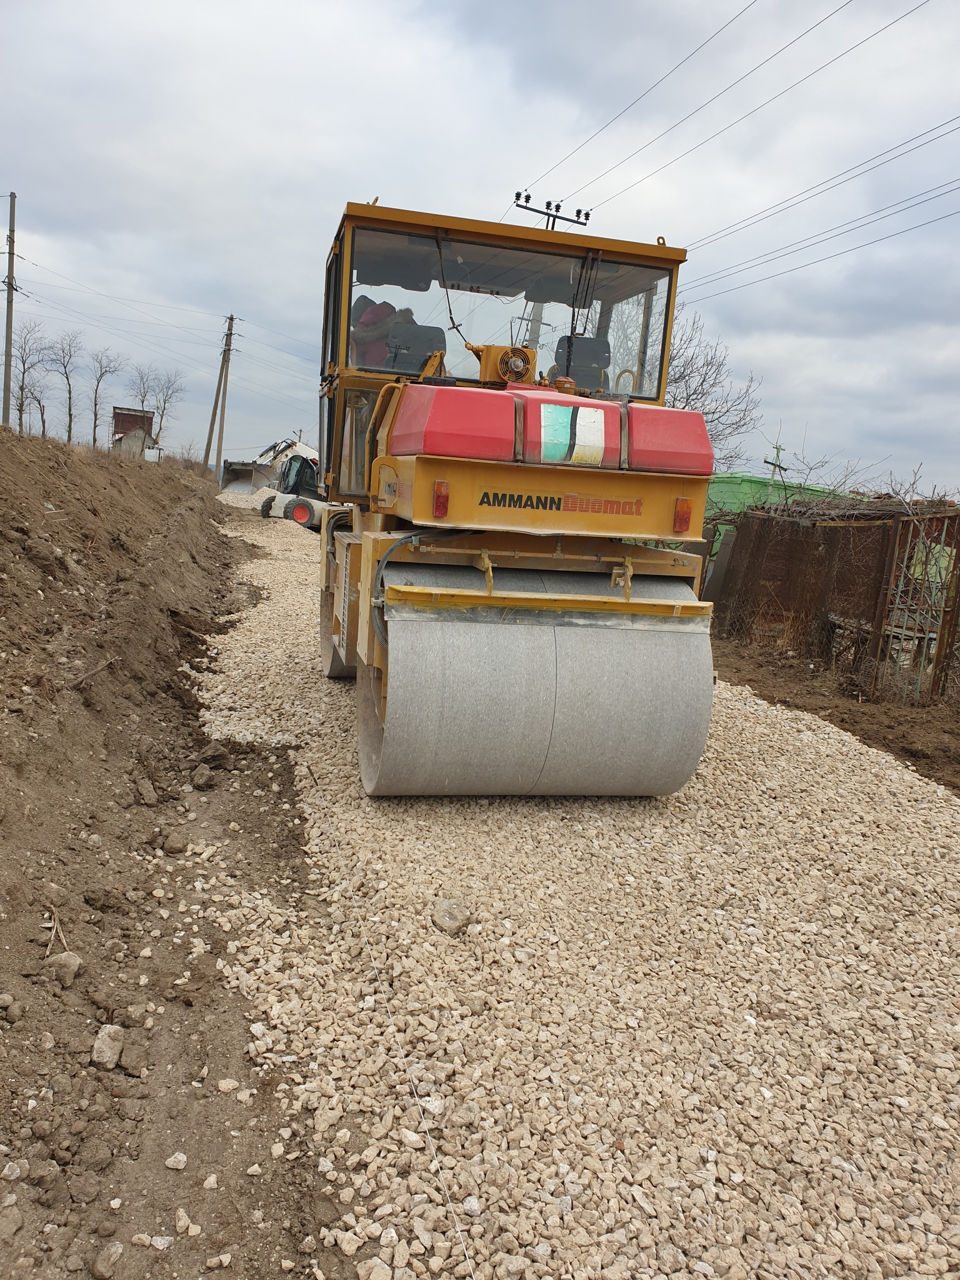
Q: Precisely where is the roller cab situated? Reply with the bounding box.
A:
[315,203,715,796]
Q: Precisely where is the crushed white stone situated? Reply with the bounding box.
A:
[199,497,960,1280]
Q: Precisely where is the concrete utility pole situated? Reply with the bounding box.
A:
[213,314,235,479]
[203,314,234,473]
[2,192,16,430]
[202,333,227,470]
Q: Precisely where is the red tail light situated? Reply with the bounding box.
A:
[673,497,692,533]
[433,480,449,519]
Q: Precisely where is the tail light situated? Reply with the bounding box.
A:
[433,480,449,519]
[673,497,692,533]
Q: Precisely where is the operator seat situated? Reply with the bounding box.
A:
[553,336,611,390]
[385,323,447,374]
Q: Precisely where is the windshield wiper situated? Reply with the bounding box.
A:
[434,233,468,347]
[557,252,601,376]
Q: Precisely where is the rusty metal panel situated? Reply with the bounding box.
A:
[713,506,960,705]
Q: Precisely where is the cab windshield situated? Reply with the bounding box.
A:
[349,227,673,399]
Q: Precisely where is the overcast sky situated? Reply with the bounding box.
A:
[6,0,958,492]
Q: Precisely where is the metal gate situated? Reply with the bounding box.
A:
[868,511,960,703]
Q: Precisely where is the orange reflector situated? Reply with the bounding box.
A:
[292,503,311,524]
[673,497,692,533]
[433,480,449,519]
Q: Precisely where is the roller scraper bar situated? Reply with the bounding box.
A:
[383,581,713,624]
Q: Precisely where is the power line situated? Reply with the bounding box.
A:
[13,249,227,335]
[18,291,312,412]
[16,250,318,356]
[15,252,226,342]
[20,290,216,373]
[230,345,316,383]
[242,317,317,353]
[15,276,216,334]
[14,256,225,317]
[230,327,317,369]
[688,115,960,249]
[20,287,314,414]
[204,372,311,413]
[564,0,856,202]
[16,300,314,456]
[521,0,764,193]
[20,280,315,394]
[681,206,960,304]
[23,289,309,402]
[587,0,932,212]
[680,178,960,290]
[238,331,316,363]
[17,288,220,350]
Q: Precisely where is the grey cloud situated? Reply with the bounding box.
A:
[3,0,956,485]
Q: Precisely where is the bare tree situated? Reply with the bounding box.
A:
[12,320,50,435]
[606,299,761,470]
[49,330,85,443]
[127,363,156,412]
[152,367,185,442]
[768,442,884,498]
[89,348,125,449]
[884,465,958,505]
[26,375,50,437]
[665,305,761,471]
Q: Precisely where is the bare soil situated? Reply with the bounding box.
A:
[0,432,338,1278]
[1,429,957,1278]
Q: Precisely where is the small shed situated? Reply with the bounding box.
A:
[112,407,156,454]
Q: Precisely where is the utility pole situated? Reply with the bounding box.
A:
[213,314,235,480]
[203,314,234,472]
[202,328,227,470]
[763,440,787,502]
[2,192,16,430]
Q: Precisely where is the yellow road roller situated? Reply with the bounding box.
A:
[316,202,714,796]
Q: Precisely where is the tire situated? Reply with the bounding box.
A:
[260,497,274,518]
[284,497,322,528]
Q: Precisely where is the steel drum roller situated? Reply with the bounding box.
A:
[357,565,713,796]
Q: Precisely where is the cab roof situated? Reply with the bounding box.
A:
[337,202,687,268]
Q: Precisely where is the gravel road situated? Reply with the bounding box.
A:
[200,496,960,1280]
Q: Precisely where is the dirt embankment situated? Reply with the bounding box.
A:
[0,433,324,1278]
